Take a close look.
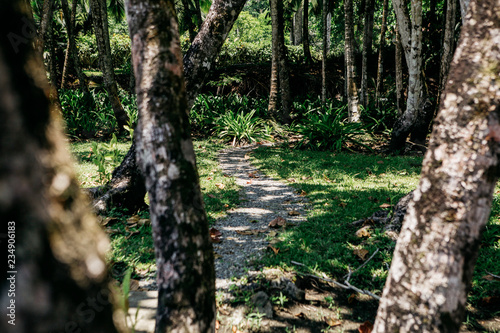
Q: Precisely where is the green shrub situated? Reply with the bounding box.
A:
[215,109,271,145]
[293,104,368,151]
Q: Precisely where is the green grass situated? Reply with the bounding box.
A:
[70,138,240,279]
[250,145,500,315]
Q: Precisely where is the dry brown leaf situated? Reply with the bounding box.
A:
[210,227,222,243]
[338,202,347,208]
[324,317,342,327]
[246,180,253,184]
[302,176,312,180]
[288,210,300,216]
[100,217,120,226]
[127,215,140,224]
[379,203,392,209]
[235,230,255,235]
[207,176,213,180]
[244,154,251,159]
[353,249,369,261]
[482,274,500,281]
[129,279,140,291]
[232,325,244,333]
[214,253,222,259]
[348,294,357,304]
[268,230,278,237]
[215,183,225,189]
[138,218,151,226]
[358,321,374,333]
[267,245,280,255]
[299,190,307,196]
[248,172,259,178]
[295,312,307,319]
[287,178,296,183]
[269,216,286,228]
[355,226,372,238]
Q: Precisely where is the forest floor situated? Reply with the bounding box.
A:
[126,143,500,333]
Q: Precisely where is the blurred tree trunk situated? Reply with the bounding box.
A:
[375,0,388,103]
[90,0,247,214]
[35,0,54,55]
[126,1,215,331]
[182,0,203,42]
[374,0,500,330]
[438,0,457,101]
[303,0,312,64]
[395,22,405,116]
[269,0,292,123]
[360,0,374,107]
[61,0,89,92]
[321,0,328,104]
[0,1,123,332]
[389,0,424,152]
[292,0,303,46]
[345,0,359,122]
[459,0,470,24]
[89,0,130,130]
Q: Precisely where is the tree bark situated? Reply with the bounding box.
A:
[35,0,54,56]
[459,0,470,25]
[395,21,405,116]
[302,0,312,64]
[375,0,388,103]
[389,0,424,152]
[61,0,89,92]
[373,0,500,330]
[360,0,375,107]
[345,0,360,122]
[126,1,216,332]
[91,0,247,214]
[439,0,457,99]
[0,2,123,332]
[184,0,247,110]
[277,0,292,123]
[89,0,130,130]
[292,0,303,46]
[321,0,328,104]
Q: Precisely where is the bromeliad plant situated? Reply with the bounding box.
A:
[215,109,272,146]
[293,105,369,152]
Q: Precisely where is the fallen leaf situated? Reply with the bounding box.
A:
[324,317,342,327]
[129,279,140,291]
[214,253,222,259]
[207,177,213,180]
[377,160,384,164]
[267,245,280,254]
[338,202,347,208]
[288,210,300,216]
[268,230,278,237]
[235,230,255,235]
[138,218,150,226]
[232,325,244,333]
[100,217,120,226]
[215,183,225,189]
[215,320,220,331]
[355,226,372,238]
[244,154,251,159]
[379,203,392,209]
[348,294,357,304]
[287,178,296,183]
[353,249,369,260]
[358,321,374,333]
[208,194,216,198]
[224,204,229,208]
[248,172,259,178]
[246,180,253,184]
[210,228,222,243]
[302,176,312,180]
[223,173,230,177]
[299,190,307,196]
[269,216,286,228]
[283,200,292,204]
[482,274,500,281]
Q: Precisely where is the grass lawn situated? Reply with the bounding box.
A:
[70,138,240,279]
[250,145,500,326]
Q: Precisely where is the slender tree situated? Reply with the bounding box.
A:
[395,22,405,116]
[181,0,203,42]
[438,0,457,102]
[126,1,215,331]
[375,0,388,103]
[389,0,424,151]
[0,1,123,332]
[321,0,328,104]
[291,0,303,45]
[89,0,130,130]
[90,0,248,214]
[345,0,359,122]
[360,0,375,107]
[302,0,312,64]
[374,0,500,330]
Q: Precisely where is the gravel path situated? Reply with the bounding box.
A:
[214,144,309,291]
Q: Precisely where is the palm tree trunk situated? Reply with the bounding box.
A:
[375,0,388,103]
[345,0,360,122]
[89,0,130,130]
[302,0,312,64]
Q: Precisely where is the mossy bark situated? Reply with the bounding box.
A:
[126,1,215,331]
[374,0,500,330]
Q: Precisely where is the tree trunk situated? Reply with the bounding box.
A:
[91,0,247,214]
[89,0,130,130]
[459,0,470,25]
[61,0,89,92]
[35,0,54,56]
[360,0,375,107]
[126,1,216,332]
[184,0,247,109]
[321,0,328,104]
[389,0,424,152]
[395,22,405,116]
[277,0,291,123]
[293,0,303,46]
[0,2,123,332]
[375,0,388,103]
[302,0,312,64]
[345,0,360,122]
[374,0,500,330]
[181,0,203,43]
[439,0,457,99]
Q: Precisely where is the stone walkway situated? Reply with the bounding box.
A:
[128,144,310,332]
